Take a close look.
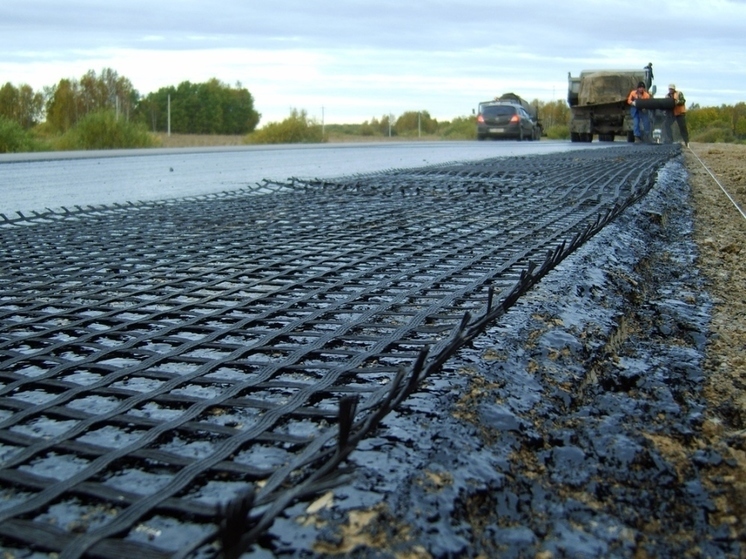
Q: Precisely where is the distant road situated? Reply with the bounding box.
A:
[0,140,613,216]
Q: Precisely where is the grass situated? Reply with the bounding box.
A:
[155,133,247,147]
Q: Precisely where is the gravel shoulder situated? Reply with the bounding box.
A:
[686,143,746,546]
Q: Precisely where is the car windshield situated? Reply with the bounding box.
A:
[481,105,516,118]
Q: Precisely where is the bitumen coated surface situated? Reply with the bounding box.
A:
[2,144,738,558]
[267,157,737,559]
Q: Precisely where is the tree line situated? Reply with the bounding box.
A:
[686,102,746,142]
[0,68,261,135]
[138,79,260,135]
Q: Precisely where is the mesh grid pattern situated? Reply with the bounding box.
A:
[0,145,679,557]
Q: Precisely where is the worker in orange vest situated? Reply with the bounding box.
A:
[627,81,651,143]
[662,84,689,147]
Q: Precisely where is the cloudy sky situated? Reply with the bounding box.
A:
[2,0,745,126]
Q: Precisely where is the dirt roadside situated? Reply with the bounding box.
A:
[685,143,746,546]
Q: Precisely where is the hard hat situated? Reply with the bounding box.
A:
[668,84,676,90]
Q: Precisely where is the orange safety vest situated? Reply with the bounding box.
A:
[669,91,686,116]
[627,89,651,105]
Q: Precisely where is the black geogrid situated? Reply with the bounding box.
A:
[0,146,679,557]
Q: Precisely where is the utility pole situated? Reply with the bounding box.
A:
[167,94,171,137]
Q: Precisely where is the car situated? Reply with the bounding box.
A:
[476,102,539,141]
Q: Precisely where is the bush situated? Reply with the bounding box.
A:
[245,109,324,144]
[438,116,477,140]
[543,124,570,140]
[691,123,735,144]
[0,116,43,153]
[55,110,157,150]
[359,121,381,136]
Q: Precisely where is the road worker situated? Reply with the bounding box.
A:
[662,84,690,147]
[627,81,651,143]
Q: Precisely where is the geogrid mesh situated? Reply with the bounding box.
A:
[0,145,679,557]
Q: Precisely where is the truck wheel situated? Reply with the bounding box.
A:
[571,132,581,142]
[627,131,635,143]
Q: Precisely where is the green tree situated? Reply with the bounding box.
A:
[537,99,571,129]
[395,111,438,135]
[686,106,727,138]
[17,84,44,128]
[0,83,20,123]
[0,82,44,129]
[359,118,380,136]
[530,99,571,139]
[196,78,224,133]
[734,104,746,140]
[359,116,393,136]
[727,102,746,139]
[173,81,201,133]
[224,83,261,134]
[45,78,84,133]
[684,103,746,143]
[79,68,138,118]
[376,115,395,136]
[136,79,260,134]
[44,69,138,133]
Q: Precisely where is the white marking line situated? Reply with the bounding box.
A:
[688,146,746,222]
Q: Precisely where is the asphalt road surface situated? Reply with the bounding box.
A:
[0,141,611,216]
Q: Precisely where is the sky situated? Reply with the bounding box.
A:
[2,0,745,126]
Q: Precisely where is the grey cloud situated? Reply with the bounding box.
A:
[1,0,744,114]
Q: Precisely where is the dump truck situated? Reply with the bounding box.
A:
[567,63,655,142]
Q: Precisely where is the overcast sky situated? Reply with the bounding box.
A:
[2,1,744,126]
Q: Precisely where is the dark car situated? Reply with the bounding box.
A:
[476,102,539,141]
